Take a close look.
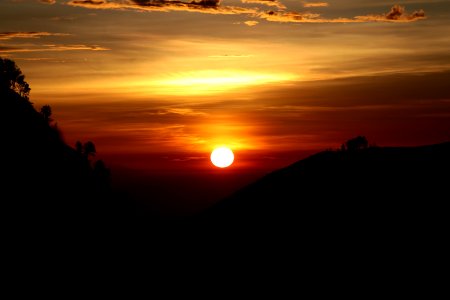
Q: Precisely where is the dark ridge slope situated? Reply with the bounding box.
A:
[202,143,450,235]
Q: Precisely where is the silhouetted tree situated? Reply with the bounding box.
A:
[345,136,369,151]
[0,58,127,224]
[0,57,30,98]
[75,141,83,154]
[83,141,96,158]
[93,159,111,189]
[40,105,52,123]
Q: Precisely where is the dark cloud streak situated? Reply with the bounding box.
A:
[241,0,285,9]
[356,5,426,22]
[68,0,257,14]
[64,1,426,23]
[258,5,426,23]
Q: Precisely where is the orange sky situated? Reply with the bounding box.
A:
[1,0,450,172]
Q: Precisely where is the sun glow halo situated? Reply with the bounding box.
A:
[154,70,295,95]
[210,147,234,168]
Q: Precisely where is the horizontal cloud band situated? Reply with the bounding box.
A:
[65,1,426,24]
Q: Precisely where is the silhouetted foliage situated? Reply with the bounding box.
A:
[75,141,83,154]
[0,57,131,229]
[40,105,52,123]
[93,159,111,189]
[343,136,368,151]
[0,57,30,98]
[83,141,96,158]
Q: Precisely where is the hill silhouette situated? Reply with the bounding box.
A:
[0,58,131,230]
[199,141,450,238]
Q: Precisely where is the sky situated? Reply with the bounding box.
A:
[1,0,450,175]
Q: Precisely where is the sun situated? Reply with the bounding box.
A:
[211,147,234,168]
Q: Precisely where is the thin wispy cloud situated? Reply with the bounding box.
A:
[257,11,321,23]
[302,1,328,8]
[0,44,109,53]
[0,32,69,40]
[170,156,206,162]
[14,57,55,61]
[356,5,426,22]
[241,0,285,10]
[244,20,259,26]
[50,16,78,21]
[258,5,426,23]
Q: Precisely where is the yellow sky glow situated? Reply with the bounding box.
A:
[151,70,296,95]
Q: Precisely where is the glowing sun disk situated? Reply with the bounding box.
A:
[211,147,234,168]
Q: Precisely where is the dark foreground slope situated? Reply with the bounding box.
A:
[200,143,450,236]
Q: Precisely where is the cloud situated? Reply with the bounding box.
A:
[67,0,257,15]
[241,0,285,10]
[258,5,426,23]
[0,31,69,40]
[244,20,259,26]
[39,0,56,4]
[44,44,109,51]
[0,44,109,53]
[164,108,207,116]
[0,31,106,55]
[355,5,426,22]
[50,16,77,21]
[67,0,134,10]
[257,10,322,23]
[64,2,426,24]
[171,156,206,162]
[13,57,55,61]
[302,1,328,8]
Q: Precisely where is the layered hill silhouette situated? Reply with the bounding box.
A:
[200,141,450,237]
[0,58,131,229]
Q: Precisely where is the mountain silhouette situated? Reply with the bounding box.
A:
[0,58,131,231]
[199,142,450,239]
